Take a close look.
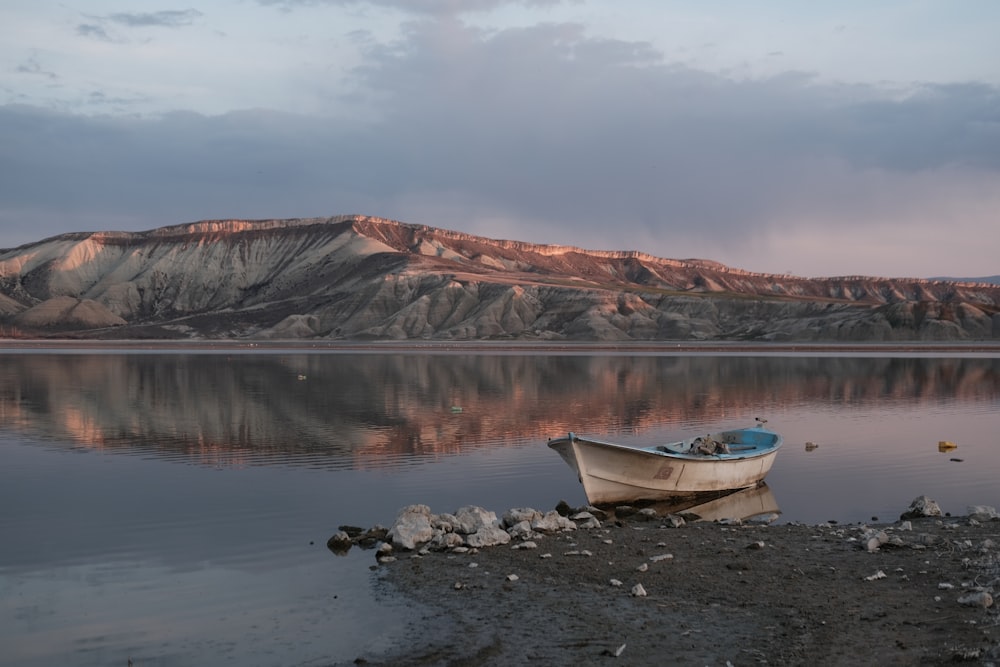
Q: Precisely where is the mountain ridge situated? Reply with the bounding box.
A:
[1,215,997,341]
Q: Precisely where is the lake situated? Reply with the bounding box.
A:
[1,347,998,665]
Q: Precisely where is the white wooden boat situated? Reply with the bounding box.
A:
[548,420,783,505]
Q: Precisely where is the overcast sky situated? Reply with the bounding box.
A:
[2,1,998,278]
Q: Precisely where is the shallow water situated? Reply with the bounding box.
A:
[1,349,998,665]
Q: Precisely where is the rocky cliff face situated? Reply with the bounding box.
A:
[1,215,998,341]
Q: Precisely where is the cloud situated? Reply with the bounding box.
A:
[15,56,58,80]
[105,9,204,28]
[255,0,566,16]
[1,18,998,276]
[75,9,204,40]
[76,23,113,41]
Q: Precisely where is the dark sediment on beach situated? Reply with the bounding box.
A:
[342,507,1000,666]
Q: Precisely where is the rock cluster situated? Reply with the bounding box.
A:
[333,495,1000,617]
[830,497,1000,611]
[379,503,579,556]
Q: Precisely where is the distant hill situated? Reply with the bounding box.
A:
[930,275,1000,285]
[1,215,998,341]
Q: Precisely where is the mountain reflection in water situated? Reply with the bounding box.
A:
[2,352,997,470]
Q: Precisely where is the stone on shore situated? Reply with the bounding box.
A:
[503,508,542,526]
[326,530,353,552]
[531,510,576,533]
[455,506,499,535]
[388,504,436,550]
[967,505,1000,522]
[467,525,512,548]
[900,495,942,520]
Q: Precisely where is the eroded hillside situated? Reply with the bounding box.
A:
[0,215,998,341]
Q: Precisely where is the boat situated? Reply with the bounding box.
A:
[547,419,783,505]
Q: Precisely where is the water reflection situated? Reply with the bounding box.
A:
[1,353,997,469]
[1,351,998,667]
[629,483,782,523]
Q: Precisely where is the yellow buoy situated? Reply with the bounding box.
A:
[937,440,957,452]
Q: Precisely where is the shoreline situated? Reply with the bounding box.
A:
[2,338,1000,355]
[347,503,1000,666]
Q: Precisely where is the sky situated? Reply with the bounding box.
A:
[1,1,998,279]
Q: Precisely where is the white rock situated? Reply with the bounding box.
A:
[432,514,457,532]
[502,507,542,528]
[531,510,577,533]
[631,583,648,597]
[454,506,499,535]
[512,541,538,550]
[650,554,674,562]
[507,520,538,540]
[636,563,649,572]
[901,495,942,519]
[967,505,1000,522]
[864,570,887,581]
[430,532,465,550]
[865,530,889,553]
[506,574,519,582]
[466,525,512,548]
[387,504,436,550]
[938,582,955,590]
[610,579,623,587]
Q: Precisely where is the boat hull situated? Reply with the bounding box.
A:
[548,426,782,506]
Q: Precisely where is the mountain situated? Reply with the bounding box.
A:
[1,215,998,342]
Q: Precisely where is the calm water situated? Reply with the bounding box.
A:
[1,349,999,665]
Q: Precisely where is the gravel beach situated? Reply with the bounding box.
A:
[343,504,1000,666]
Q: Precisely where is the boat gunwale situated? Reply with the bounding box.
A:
[548,429,783,462]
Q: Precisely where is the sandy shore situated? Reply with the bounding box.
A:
[345,508,999,666]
